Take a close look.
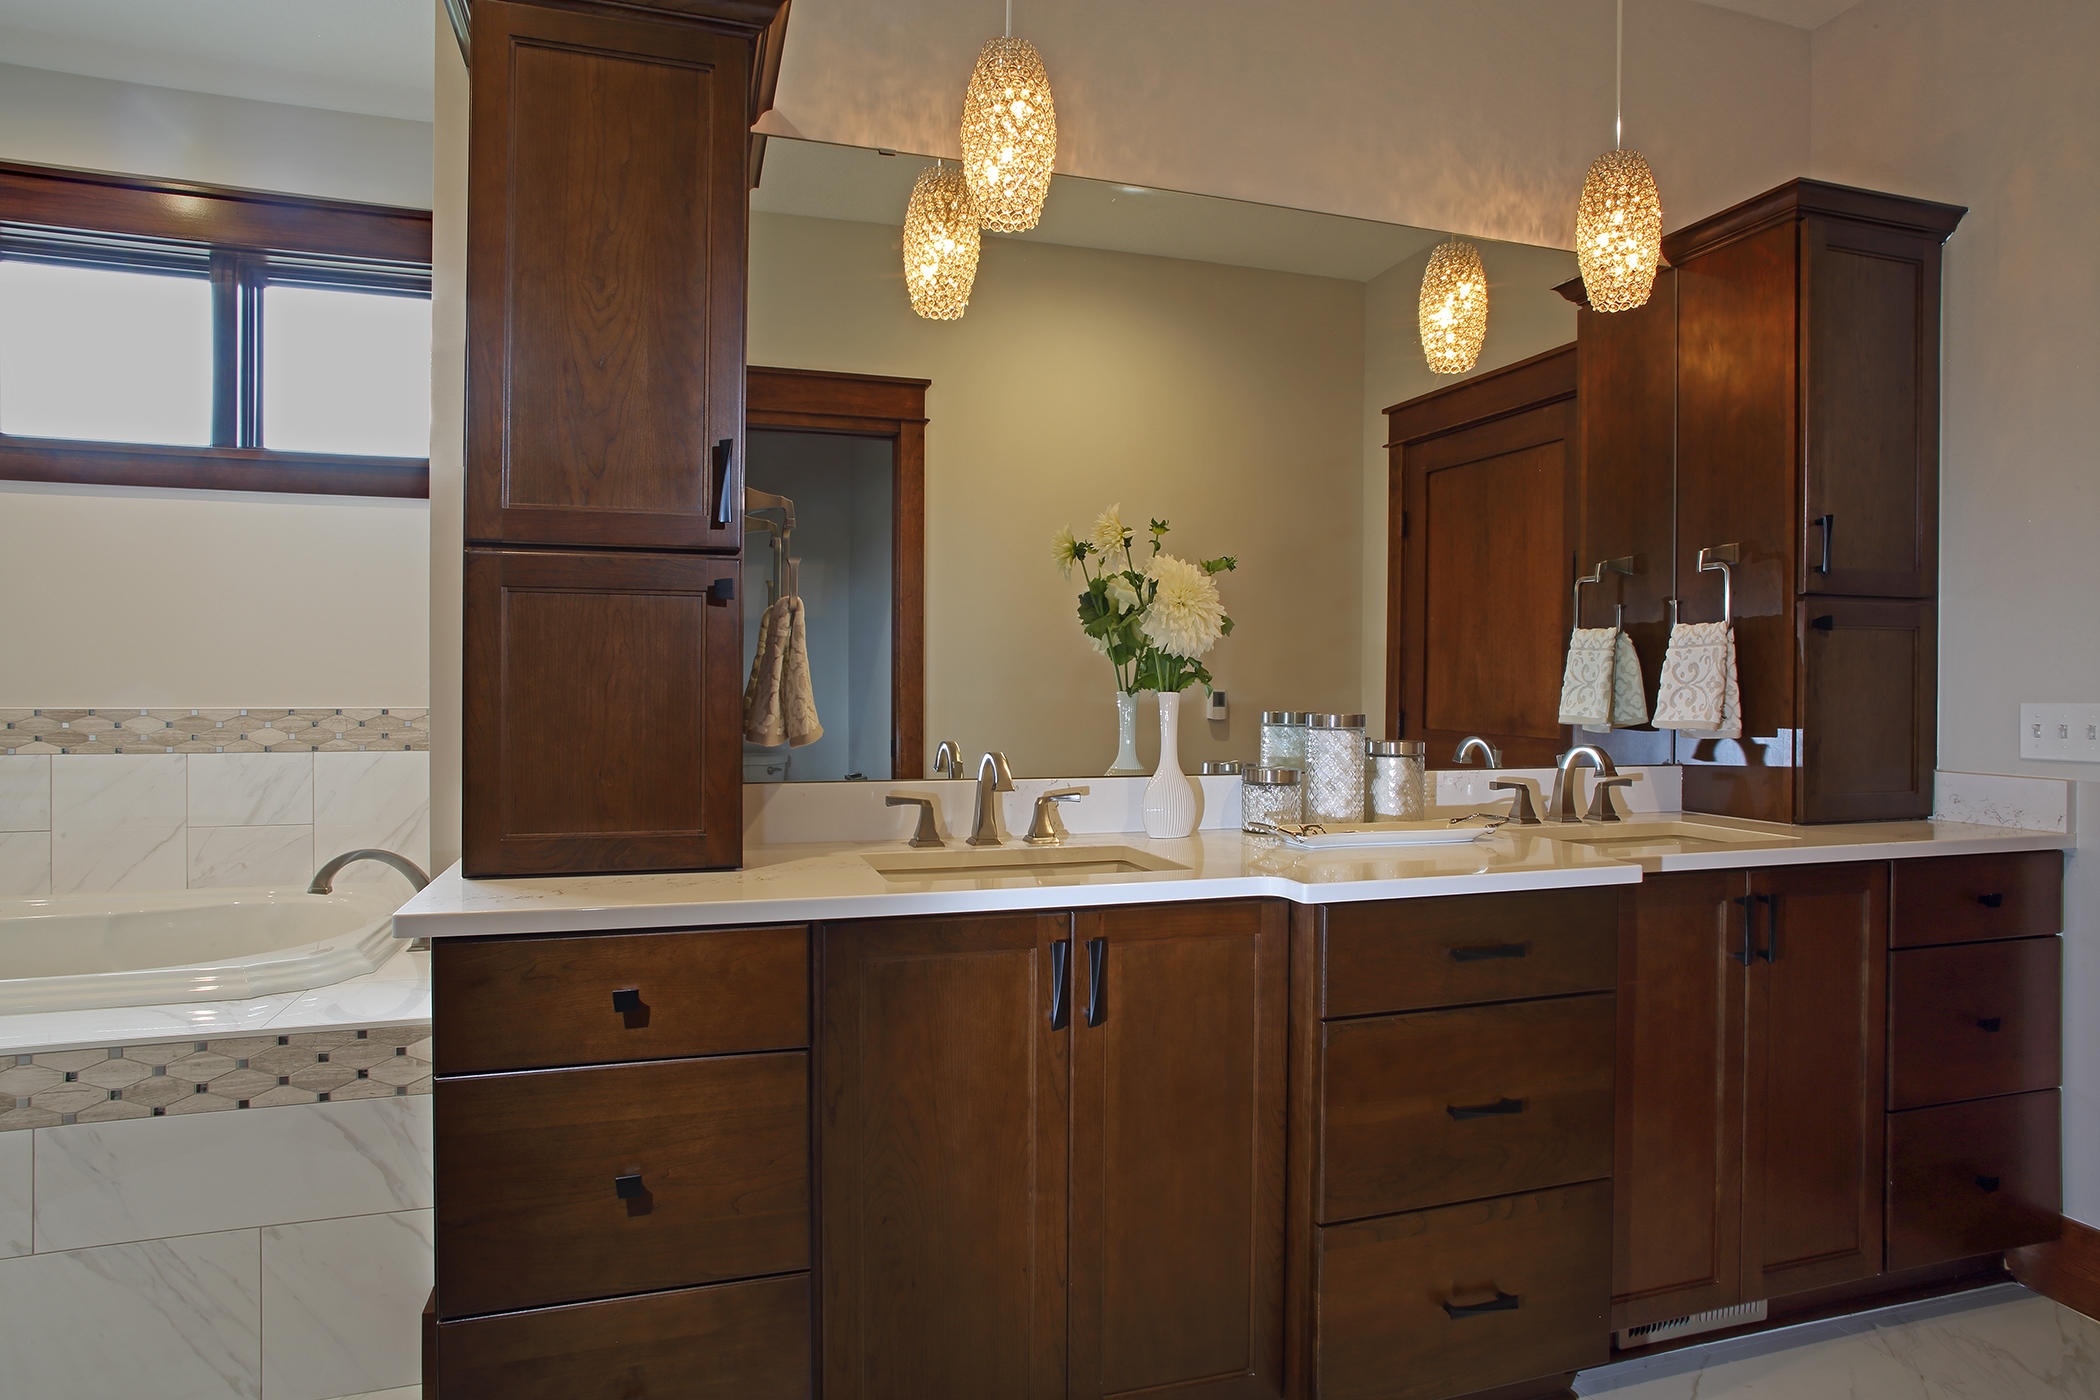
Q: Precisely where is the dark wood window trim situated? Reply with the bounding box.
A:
[0,161,434,499]
[747,365,928,779]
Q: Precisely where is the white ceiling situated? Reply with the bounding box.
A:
[1693,0,1870,29]
[0,0,433,121]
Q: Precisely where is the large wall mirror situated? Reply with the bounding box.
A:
[747,137,1579,781]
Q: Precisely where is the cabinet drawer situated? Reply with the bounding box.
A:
[434,925,808,1074]
[1889,938,2061,1109]
[1892,852,2062,947]
[1316,1181,1610,1400]
[1320,888,1617,1018]
[436,1272,809,1400]
[1888,1091,2061,1270]
[435,1053,809,1318]
[1319,995,1613,1222]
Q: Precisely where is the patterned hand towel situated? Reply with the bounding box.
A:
[1557,627,1619,728]
[1651,621,1741,740]
[742,597,792,746]
[782,596,824,749]
[1606,630,1650,730]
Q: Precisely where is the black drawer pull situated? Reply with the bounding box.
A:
[1977,892,2005,909]
[1448,942,1528,962]
[1049,940,1070,1030]
[1977,1016,2003,1033]
[1085,938,1107,1028]
[707,576,736,604]
[710,438,735,528]
[614,1172,653,1216]
[1976,1175,2002,1193]
[611,987,649,1028]
[1447,1096,1526,1121]
[1810,614,1836,632]
[1442,1290,1521,1319]
[1730,894,1756,965]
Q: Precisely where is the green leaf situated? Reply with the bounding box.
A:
[1200,555,1238,574]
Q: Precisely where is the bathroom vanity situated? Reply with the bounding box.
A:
[400,817,2068,1400]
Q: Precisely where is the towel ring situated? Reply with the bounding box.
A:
[1572,555,1637,629]
[1668,543,1741,627]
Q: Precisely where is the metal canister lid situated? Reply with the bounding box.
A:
[1366,740,1426,757]
[1245,767,1300,786]
[1199,761,1244,775]
[1258,711,1302,726]
[1306,713,1368,729]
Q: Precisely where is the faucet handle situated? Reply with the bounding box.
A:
[1025,786,1089,845]
[1585,775,1637,824]
[885,793,945,848]
[1487,778,1542,826]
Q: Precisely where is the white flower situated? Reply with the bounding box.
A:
[1086,633,1110,656]
[1050,525,1080,578]
[1139,553,1227,659]
[1090,502,1131,558]
[1104,574,1140,613]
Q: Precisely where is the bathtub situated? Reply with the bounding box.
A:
[0,887,400,1014]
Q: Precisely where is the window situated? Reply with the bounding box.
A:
[0,162,434,497]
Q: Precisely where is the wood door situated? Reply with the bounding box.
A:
[1069,901,1286,1400]
[466,0,751,550]
[1741,862,1888,1299]
[1390,347,1578,766]
[818,914,1072,1400]
[462,548,741,875]
[1799,217,1942,599]
[1797,598,1936,823]
[1612,872,1750,1331]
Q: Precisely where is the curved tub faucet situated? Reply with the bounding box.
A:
[309,849,434,952]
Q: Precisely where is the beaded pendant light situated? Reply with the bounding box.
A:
[960,2,1057,232]
[902,162,981,320]
[1418,239,1489,374]
[1575,0,1663,312]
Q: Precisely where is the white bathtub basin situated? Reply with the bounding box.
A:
[0,887,400,1014]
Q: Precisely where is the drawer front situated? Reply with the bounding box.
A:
[1316,1181,1610,1400]
[436,1053,809,1317]
[1319,995,1614,1222]
[1321,888,1617,1018]
[1892,851,2062,948]
[436,1272,810,1400]
[1888,1091,2061,1270]
[1889,938,2062,1109]
[434,924,808,1074]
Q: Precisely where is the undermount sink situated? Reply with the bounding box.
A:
[1535,818,1802,855]
[864,844,1190,885]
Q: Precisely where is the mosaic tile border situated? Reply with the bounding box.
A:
[0,1023,432,1130]
[0,707,430,755]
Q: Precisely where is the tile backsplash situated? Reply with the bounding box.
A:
[0,707,428,755]
[0,722,430,897]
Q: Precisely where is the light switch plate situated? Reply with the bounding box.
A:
[1206,689,1229,721]
[2019,702,2100,762]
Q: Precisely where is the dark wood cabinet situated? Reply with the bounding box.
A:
[1796,598,1936,823]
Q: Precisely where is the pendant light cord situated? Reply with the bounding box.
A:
[1006,0,1013,38]
[1615,0,1624,150]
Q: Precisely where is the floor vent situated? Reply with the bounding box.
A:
[1615,1299,1768,1349]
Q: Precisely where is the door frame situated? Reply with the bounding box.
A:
[747,365,930,778]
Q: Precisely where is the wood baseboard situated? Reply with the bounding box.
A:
[2009,1215,2100,1322]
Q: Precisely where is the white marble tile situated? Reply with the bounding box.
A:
[0,1129,29,1257]
[187,824,315,889]
[0,1227,261,1400]
[0,991,299,1058]
[313,752,429,890]
[188,753,315,828]
[0,829,50,896]
[262,1208,433,1400]
[1935,770,2072,834]
[0,754,51,830]
[50,754,188,894]
[33,1094,431,1251]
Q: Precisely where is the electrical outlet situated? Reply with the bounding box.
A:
[2019,702,2100,761]
[1206,689,1229,721]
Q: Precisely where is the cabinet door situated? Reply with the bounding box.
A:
[1742,862,1888,1298]
[462,548,741,875]
[818,914,1071,1400]
[1612,872,1749,1331]
[1799,217,1942,598]
[1797,599,1935,823]
[1069,902,1286,1400]
[467,0,750,550]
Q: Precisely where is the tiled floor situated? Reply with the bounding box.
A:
[1579,1284,2098,1398]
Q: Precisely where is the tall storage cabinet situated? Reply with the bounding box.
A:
[460,0,788,875]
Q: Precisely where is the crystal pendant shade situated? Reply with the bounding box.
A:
[1575,148,1663,313]
[1418,239,1489,374]
[901,162,981,321]
[960,35,1057,232]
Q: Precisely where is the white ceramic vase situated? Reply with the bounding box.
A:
[1107,691,1144,775]
[1141,689,1200,838]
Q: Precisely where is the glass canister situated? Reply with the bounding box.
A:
[1257,711,1309,770]
[1367,740,1427,821]
[1303,713,1368,823]
[1242,767,1303,827]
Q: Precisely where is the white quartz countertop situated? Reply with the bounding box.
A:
[391,813,2071,940]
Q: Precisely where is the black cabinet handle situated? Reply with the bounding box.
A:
[710,438,735,529]
[1447,1096,1526,1121]
[614,1173,645,1200]
[1449,943,1528,962]
[1442,1290,1521,1319]
[707,576,735,604]
[1757,892,1779,964]
[1049,940,1070,1030]
[1815,513,1835,574]
[1976,1175,2002,1193]
[1085,938,1107,1028]
[1977,1016,2003,1033]
[1731,895,1756,965]
[611,987,649,1028]
[1977,892,2005,909]
[1810,614,1836,632]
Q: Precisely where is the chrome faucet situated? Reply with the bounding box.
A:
[1548,746,1618,823]
[968,751,1015,847]
[1453,735,1503,767]
[932,739,965,780]
[309,848,429,895]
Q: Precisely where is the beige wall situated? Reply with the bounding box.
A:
[750,212,1366,776]
[1810,0,2100,1222]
